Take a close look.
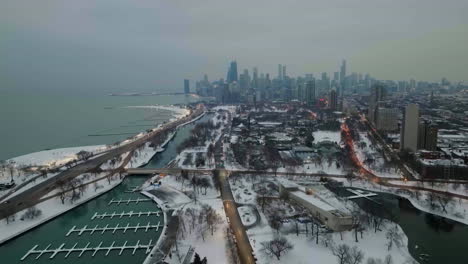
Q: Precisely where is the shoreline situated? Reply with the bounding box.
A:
[0,178,124,245]
[0,107,206,247]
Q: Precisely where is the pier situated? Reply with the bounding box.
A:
[66,221,162,236]
[21,240,155,261]
[91,210,160,220]
[107,198,152,205]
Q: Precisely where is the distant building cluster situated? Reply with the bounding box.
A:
[185,60,381,112]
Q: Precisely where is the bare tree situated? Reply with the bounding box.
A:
[57,179,68,204]
[436,193,453,213]
[385,225,403,251]
[332,244,350,264]
[269,213,283,234]
[320,232,334,248]
[201,204,222,236]
[199,177,211,195]
[348,246,365,264]
[22,206,42,220]
[260,236,293,260]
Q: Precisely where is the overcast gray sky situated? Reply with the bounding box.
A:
[1,0,467,94]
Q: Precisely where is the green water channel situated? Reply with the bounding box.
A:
[0,113,213,264]
[332,187,468,264]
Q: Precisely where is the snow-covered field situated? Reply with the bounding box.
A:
[144,173,230,264]
[354,132,403,178]
[248,221,415,264]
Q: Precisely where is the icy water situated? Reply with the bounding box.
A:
[0,113,213,264]
[0,89,199,160]
[333,187,468,264]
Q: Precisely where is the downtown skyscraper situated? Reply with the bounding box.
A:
[227,61,238,83]
[340,60,346,96]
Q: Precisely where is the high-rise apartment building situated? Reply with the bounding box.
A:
[305,80,316,106]
[368,84,386,124]
[376,108,399,131]
[329,89,337,110]
[400,104,420,152]
[418,121,438,151]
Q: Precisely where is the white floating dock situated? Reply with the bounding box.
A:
[91,210,160,220]
[66,222,162,236]
[346,189,380,203]
[21,240,155,261]
[108,198,151,205]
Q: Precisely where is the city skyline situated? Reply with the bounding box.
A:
[2,1,468,95]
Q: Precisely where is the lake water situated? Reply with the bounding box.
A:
[0,89,199,160]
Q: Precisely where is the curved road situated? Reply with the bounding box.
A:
[0,104,205,219]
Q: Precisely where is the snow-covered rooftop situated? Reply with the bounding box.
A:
[290,191,336,212]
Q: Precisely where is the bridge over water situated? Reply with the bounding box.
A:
[125,167,348,178]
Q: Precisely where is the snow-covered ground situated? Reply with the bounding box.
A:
[354,132,403,178]
[0,173,123,244]
[144,173,231,264]
[124,105,190,120]
[229,174,416,264]
[248,221,415,264]
[7,145,107,168]
[238,206,257,226]
[313,131,342,144]
[174,112,228,170]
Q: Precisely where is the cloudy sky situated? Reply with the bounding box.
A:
[1,0,467,94]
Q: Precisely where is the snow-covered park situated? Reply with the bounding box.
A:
[144,173,233,264]
[229,174,417,264]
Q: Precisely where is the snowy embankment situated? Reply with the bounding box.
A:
[354,132,403,179]
[126,131,176,169]
[336,178,468,225]
[0,174,124,245]
[8,145,107,168]
[124,105,190,121]
[143,174,231,264]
